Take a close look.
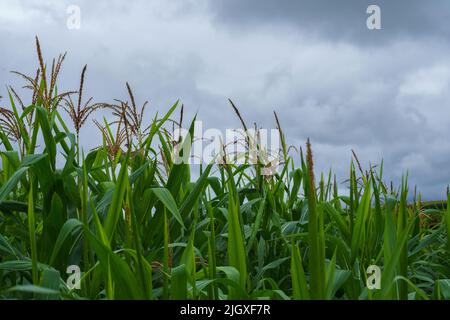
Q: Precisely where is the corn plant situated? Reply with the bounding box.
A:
[0,39,449,300]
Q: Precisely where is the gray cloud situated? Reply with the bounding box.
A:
[0,0,449,199]
[208,0,450,44]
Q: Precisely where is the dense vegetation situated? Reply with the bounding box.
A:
[0,38,449,300]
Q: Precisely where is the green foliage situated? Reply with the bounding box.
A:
[1,40,449,300]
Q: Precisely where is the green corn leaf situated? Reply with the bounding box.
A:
[291,243,310,300]
[151,187,185,230]
[104,152,130,242]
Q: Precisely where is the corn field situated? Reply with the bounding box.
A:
[0,38,449,300]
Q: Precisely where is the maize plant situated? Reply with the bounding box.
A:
[0,38,449,300]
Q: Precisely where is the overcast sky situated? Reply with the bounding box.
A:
[1,0,450,199]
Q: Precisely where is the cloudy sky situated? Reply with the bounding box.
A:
[1,0,450,199]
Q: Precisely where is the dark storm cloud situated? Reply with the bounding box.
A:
[208,0,450,44]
